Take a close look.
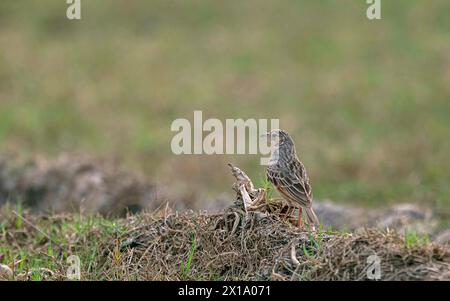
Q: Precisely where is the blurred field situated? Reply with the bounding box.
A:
[0,0,449,212]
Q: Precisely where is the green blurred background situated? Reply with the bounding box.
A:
[0,0,449,212]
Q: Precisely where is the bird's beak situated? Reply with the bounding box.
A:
[260,132,270,139]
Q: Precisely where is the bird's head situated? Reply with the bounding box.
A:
[263,129,293,147]
[262,129,297,163]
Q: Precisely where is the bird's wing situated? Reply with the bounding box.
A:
[267,161,313,208]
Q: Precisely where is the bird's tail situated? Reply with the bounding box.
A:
[305,207,320,227]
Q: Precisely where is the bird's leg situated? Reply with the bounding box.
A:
[298,207,303,227]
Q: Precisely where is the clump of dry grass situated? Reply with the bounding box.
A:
[112,208,306,280]
[276,228,450,281]
[102,206,450,280]
[1,204,449,281]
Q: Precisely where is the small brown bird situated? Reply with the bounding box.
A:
[265,129,320,227]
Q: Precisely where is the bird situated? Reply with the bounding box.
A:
[265,129,320,228]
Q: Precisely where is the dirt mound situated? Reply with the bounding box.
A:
[314,201,438,235]
[0,153,163,216]
[111,208,450,281]
[434,230,450,245]
[1,205,449,281]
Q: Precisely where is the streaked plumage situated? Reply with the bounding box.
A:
[266,129,320,227]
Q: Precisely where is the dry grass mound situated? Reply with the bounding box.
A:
[1,204,449,280]
[102,207,450,281]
